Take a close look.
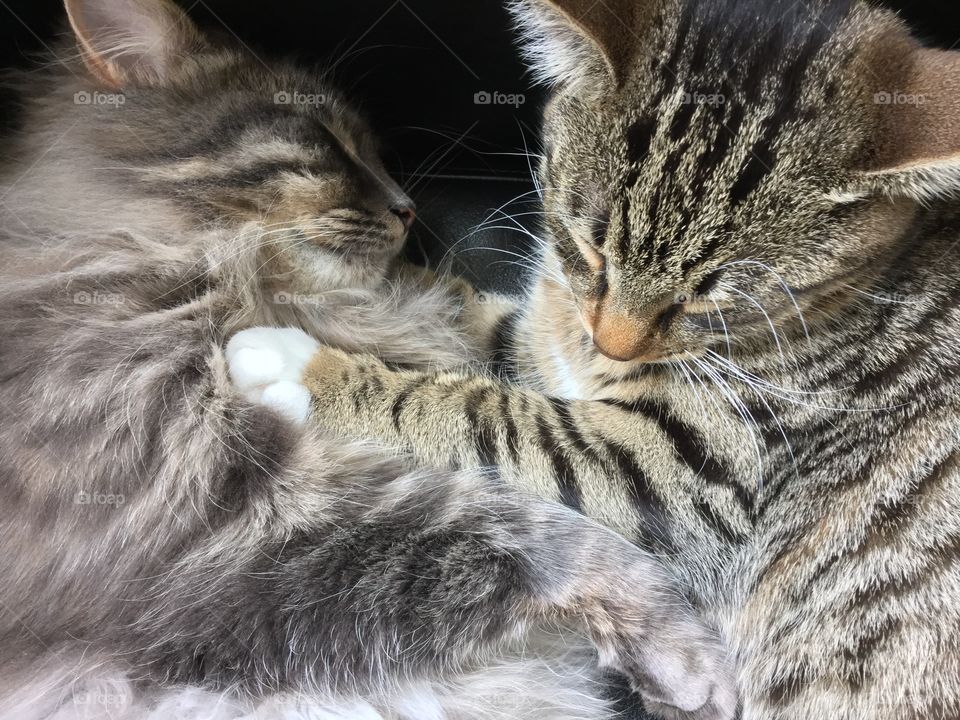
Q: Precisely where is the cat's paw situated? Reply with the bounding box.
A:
[600,610,738,720]
[226,327,319,425]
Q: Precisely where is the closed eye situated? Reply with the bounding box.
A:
[568,210,610,273]
[570,229,606,273]
[590,211,611,248]
[657,303,683,333]
[595,257,609,296]
[694,269,724,297]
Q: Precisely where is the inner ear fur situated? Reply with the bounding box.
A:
[860,32,960,199]
[511,0,659,88]
[537,0,643,82]
[65,0,205,89]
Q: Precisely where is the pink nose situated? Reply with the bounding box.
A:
[391,204,416,232]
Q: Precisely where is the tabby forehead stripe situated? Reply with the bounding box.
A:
[727,20,832,208]
[626,117,657,164]
[661,5,694,90]
[641,139,693,263]
[669,99,698,141]
[614,3,695,261]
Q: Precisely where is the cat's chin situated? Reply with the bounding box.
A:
[286,244,399,292]
[588,340,690,365]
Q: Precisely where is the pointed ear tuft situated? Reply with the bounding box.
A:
[861,46,960,202]
[64,0,205,89]
[508,0,644,89]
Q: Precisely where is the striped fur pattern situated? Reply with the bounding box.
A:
[281,0,960,718]
[0,0,736,718]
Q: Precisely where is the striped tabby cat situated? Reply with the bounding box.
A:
[0,0,735,718]
[236,0,960,718]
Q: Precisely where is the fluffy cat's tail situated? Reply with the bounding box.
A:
[0,638,616,720]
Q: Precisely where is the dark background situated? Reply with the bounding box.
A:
[3,0,960,291]
[3,0,546,177]
[4,0,960,175]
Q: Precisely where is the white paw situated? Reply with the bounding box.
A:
[226,327,319,425]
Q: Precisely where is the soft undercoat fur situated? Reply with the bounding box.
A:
[233,0,960,718]
[0,1,737,719]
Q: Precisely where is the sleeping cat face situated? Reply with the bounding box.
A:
[513,0,960,362]
[61,0,414,288]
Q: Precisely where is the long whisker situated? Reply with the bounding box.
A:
[719,259,812,349]
[455,241,567,287]
[699,353,799,486]
[840,283,924,306]
[685,353,764,484]
[710,299,733,360]
[705,350,909,413]
[719,282,791,371]
[515,119,544,202]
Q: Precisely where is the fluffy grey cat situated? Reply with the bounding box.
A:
[0,0,735,718]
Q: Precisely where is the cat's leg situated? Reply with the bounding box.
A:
[228,329,736,718]
[118,444,735,718]
[166,445,735,717]
[227,328,753,545]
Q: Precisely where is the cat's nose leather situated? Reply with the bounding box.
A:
[390,204,417,232]
[591,309,655,362]
[587,292,679,362]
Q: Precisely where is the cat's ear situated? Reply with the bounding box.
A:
[65,0,205,89]
[508,0,644,88]
[859,47,960,201]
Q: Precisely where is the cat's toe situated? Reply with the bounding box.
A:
[226,327,319,412]
[261,381,312,424]
[227,346,286,398]
[608,618,737,720]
